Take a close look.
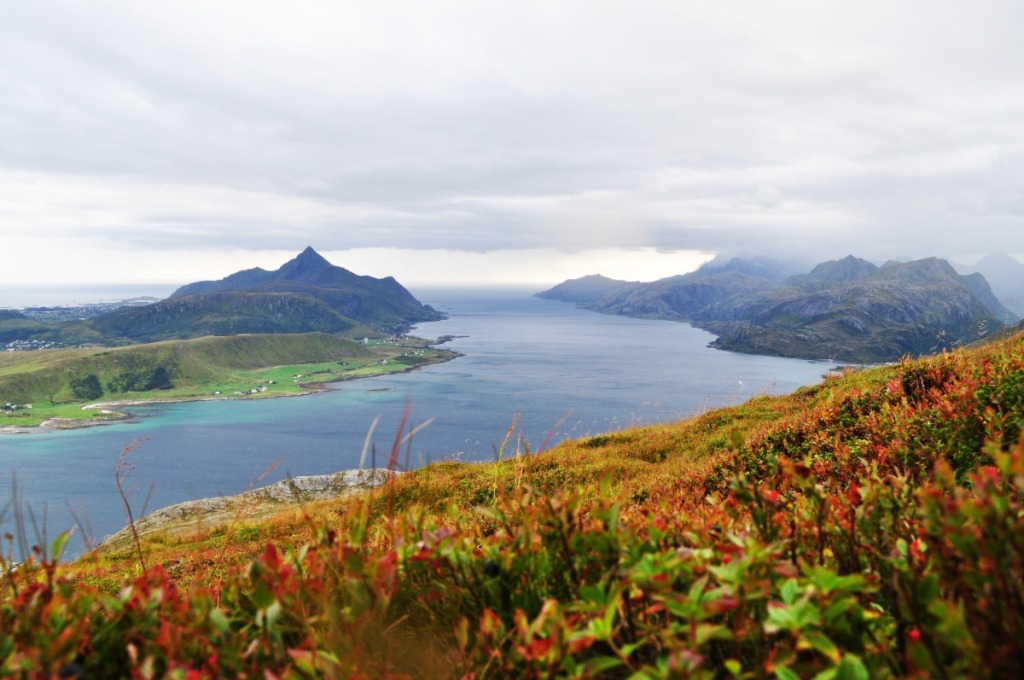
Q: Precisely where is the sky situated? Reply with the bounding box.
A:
[2,1,1023,290]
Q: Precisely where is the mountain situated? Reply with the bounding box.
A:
[708,258,1009,361]
[538,256,799,325]
[535,274,638,304]
[539,255,1010,363]
[801,254,878,284]
[960,252,1024,319]
[694,254,807,281]
[0,249,442,348]
[170,247,444,330]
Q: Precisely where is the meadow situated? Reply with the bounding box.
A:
[0,334,455,428]
[3,329,1024,677]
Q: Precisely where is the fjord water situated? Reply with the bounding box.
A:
[1,289,829,557]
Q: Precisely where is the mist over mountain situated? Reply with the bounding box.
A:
[695,254,811,281]
[539,254,1012,363]
[536,274,642,305]
[956,252,1024,318]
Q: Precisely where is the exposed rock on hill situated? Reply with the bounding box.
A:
[98,469,395,551]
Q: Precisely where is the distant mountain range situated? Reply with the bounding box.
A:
[0,248,444,346]
[539,254,1018,363]
[954,251,1024,318]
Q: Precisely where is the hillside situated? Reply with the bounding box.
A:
[0,333,455,427]
[0,313,105,347]
[707,257,1010,362]
[540,255,1011,362]
[5,330,1024,676]
[535,273,640,304]
[89,291,373,343]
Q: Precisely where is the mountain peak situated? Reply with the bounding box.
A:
[976,251,1024,269]
[696,256,799,282]
[806,255,878,284]
[296,246,328,264]
[168,248,445,326]
[277,247,337,281]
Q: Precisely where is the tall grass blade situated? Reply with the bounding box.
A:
[359,415,381,471]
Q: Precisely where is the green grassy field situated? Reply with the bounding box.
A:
[0,334,456,428]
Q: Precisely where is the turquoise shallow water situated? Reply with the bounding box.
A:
[0,290,830,557]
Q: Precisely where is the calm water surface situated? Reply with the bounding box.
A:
[1,289,830,556]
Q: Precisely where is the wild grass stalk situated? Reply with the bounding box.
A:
[385,403,413,473]
[0,473,65,566]
[113,439,151,571]
[64,501,96,554]
[491,414,519,503]
[357,414,381,473]
[4,474,29,562]
[401,417,434,472]
[537,409,572,454]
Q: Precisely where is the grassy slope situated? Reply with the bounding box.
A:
[0,333,453,427]
[6,333,1024,676]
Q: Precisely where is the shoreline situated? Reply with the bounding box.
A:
[0,348,462,435]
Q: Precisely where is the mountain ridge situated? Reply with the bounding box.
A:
[169,246,443,331]
[539,254,1013,362]
[0,248,443,347]
[959,251,1024,317]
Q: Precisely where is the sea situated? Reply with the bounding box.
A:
[0,286,831,558]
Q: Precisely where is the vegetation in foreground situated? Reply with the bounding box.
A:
[4,331,1024,677]
[0,333,456,428]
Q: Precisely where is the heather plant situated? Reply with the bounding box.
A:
[3,339,1024,676]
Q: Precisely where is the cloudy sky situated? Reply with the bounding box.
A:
[2,1,1023,289]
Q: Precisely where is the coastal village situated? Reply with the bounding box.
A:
[3,339,60,351]
[3,298,162,351]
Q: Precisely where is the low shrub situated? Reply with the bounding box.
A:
[3,339,1024,676]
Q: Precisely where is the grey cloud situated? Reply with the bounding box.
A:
[2,0,1024,267]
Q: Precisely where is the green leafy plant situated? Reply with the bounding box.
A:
[5,336,1024,676]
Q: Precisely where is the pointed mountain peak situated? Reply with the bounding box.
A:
[977,251,1024,269]
[276,247,338,280]
[295,246,330,265]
